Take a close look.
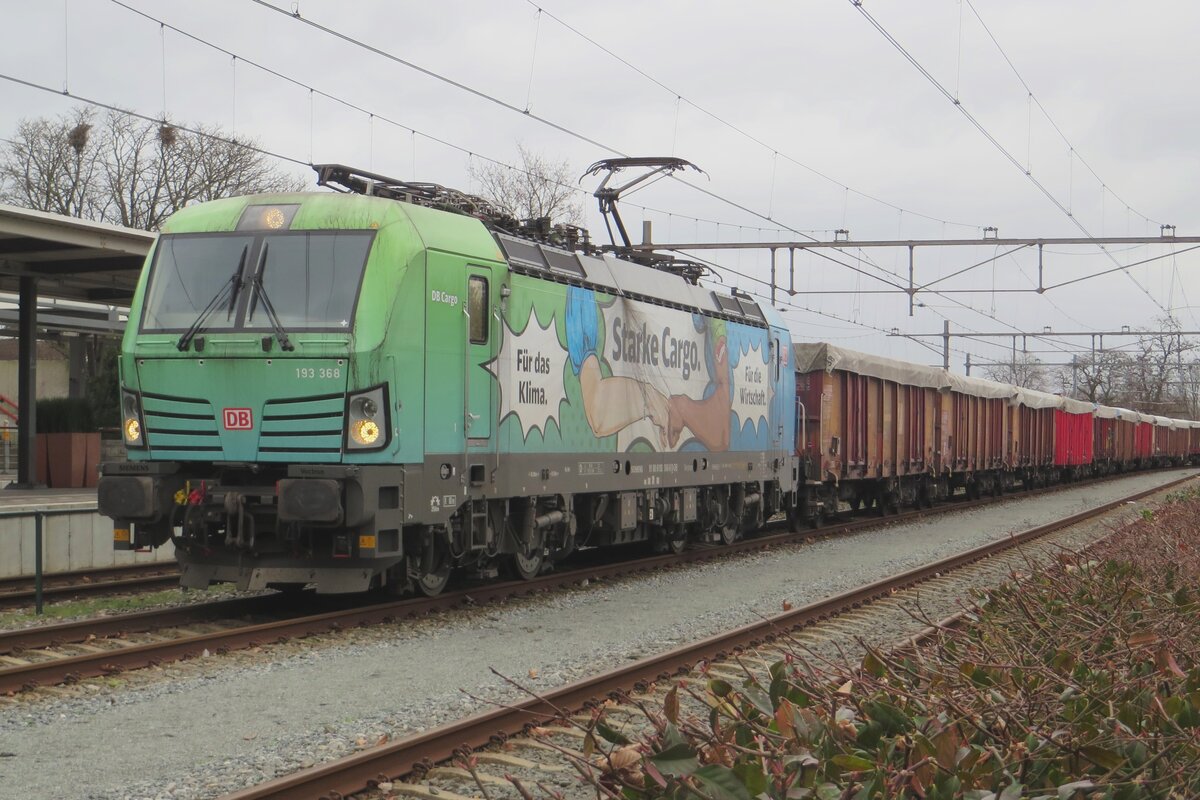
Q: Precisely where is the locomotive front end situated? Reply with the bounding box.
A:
[98,192,422,593]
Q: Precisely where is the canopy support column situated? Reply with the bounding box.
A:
[14,277,38,488]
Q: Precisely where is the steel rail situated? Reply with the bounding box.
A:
[219,472,1197,800]
[0,468,1189,693]
[0,562,182,609]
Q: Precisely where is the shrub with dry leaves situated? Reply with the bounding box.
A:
[576,489,1200,800]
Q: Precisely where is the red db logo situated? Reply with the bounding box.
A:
[223,408,253,430]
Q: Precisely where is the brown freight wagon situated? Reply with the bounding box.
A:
[1092,405,1126,473]
[793,343,1023,517]
[1154,416,1190,463]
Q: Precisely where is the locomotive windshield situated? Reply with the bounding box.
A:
[141,231,374,332]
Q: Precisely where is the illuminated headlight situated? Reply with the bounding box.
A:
[122,390,145,448]
[346,385,388,450]
[351,419,380,445]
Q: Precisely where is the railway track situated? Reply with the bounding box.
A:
[217,471,1199,800]
[0,561,182,609]
[0,468,1189,698]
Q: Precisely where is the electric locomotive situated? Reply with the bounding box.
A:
[97,163,797,595]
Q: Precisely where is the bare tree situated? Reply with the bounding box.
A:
[0,107,303,230]
[1061,349,1132,405]
[1124,316,1196,414]
[0,107,103,218]
[468,143,583,226]
[982,351,1048,391]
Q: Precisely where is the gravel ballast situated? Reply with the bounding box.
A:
[0,468,1194,800]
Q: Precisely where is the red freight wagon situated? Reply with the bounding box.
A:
[1055,398,1095,467]
[1011,389,1092,478]
[1133,414,1155,462]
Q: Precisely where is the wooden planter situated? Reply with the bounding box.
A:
[40,432,101,488]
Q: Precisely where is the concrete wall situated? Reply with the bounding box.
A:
[0,358,69,407]
[0,508,175,578]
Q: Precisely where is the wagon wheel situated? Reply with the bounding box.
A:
[507,548,545,580]
[786,502,805,533]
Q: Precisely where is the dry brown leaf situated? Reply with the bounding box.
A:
[1128,631,1158,648]
[609,747,640,770]
[528,668,539,679]
[782,600,794,611]
[836,680,853,695]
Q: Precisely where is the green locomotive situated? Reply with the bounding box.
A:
[98,165,797,594]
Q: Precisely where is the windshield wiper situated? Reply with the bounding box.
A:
[248,243,295,352]
[176,245,249,351]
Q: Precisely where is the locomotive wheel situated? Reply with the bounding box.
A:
[666,526,688,554]
[719,519,740,545]
[508,549,544,580]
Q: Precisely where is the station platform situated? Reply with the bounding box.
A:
[0,486,175,580]
[0,486,98,513]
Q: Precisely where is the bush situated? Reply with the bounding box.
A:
[36,396,95,433]
[577,493,1200,800]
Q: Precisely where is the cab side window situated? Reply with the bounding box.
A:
[468,276,489,344]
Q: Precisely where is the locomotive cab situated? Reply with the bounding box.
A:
[98,189,508,593]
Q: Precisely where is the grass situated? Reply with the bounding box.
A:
[0,582,242,629]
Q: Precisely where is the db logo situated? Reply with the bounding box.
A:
[223,408,253,430]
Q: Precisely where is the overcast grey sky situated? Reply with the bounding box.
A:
[1,0,1197,370]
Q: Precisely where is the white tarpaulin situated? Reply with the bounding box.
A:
[791,342,949,391]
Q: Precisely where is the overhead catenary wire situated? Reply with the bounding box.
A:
[243,0,1106,342]
[102,0,800,238]
[962,0,1161,228]
[10,2,1185,370]
[517,0,981,231]
[241,0,945,292]
[845,0,1171,318]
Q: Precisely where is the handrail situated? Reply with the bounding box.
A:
[0,393,18,424]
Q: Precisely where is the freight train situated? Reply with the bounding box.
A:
[96,163,1198,595]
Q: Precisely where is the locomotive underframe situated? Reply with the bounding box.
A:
[99,450,795,594]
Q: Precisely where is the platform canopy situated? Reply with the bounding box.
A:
[0,203,154,487]
[0,203,153,303]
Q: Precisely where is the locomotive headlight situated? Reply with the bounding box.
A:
[351,419,380,445]
[122,390,145,448]
[345,385,389,450]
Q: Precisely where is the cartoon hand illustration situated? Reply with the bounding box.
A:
[643,388,670,449]
[667,394,687,449]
